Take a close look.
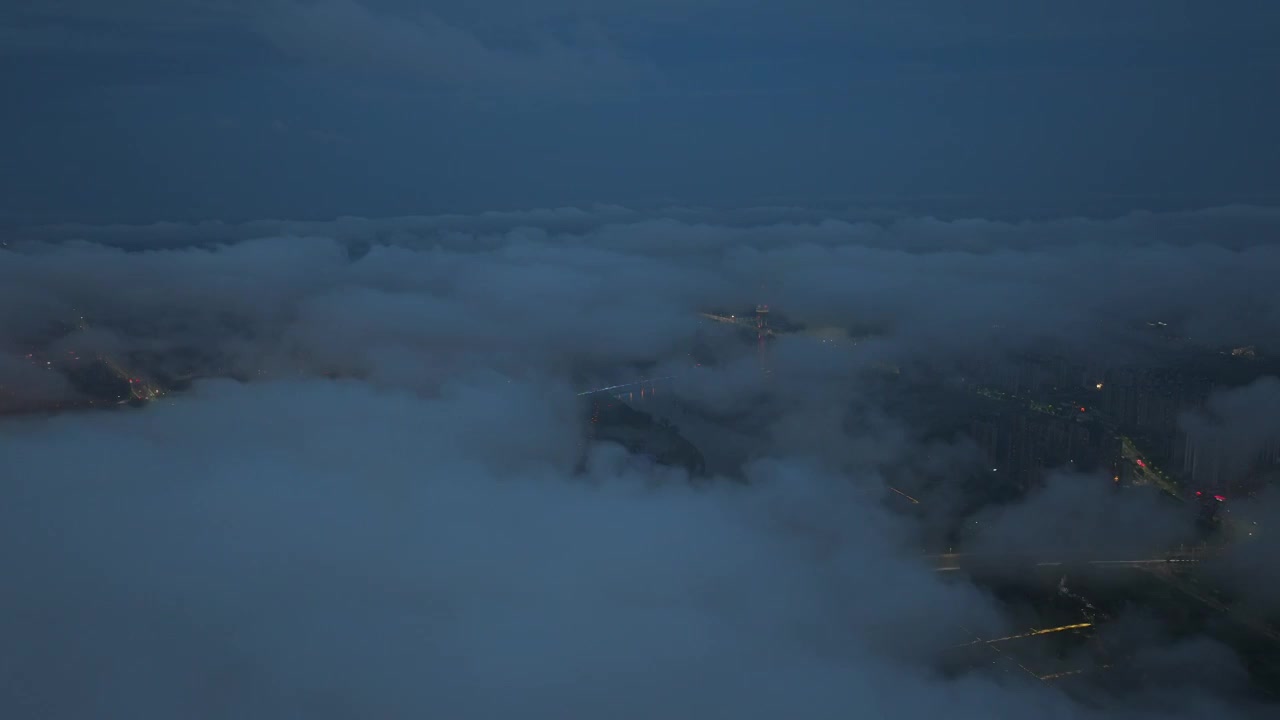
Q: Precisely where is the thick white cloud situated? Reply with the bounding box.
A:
[8,204,1280,385]
[1,378,1020,718]
[967,471,1198,560]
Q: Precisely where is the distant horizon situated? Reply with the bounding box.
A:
[9,194,1280,230]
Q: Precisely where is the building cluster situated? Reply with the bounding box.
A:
[969,410,1119,493]
[963,351,1278,498]
[1179,430,1280,496]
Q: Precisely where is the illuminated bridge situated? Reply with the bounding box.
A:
[576,375,675,400]
[575,305,858,401]
[928,550,1204,573]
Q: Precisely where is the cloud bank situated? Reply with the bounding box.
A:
[3,204,1279,717]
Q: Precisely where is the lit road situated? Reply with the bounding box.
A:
[699,311,769,334]
[950,621,1100,683]
[576,375,676,398]
[1119,435,1183,500]
[2,313,164,416]
[929,552,1201,573]
[98,354,164,402]
[70,313,164,402]
[1140,562,1280,644]
[956,622,1094,648]
[968,380,1187,502]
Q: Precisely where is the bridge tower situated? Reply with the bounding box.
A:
[754,304,771,371]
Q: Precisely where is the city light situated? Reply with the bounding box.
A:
[888,486,921,504]
[957,622,1094,648]
[1095,382,1104,389]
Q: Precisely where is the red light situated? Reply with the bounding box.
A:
[1195,491,1202,496]
[1079,406,1086,412]
[1136,459,1145,468]
[1214,495,1226,502]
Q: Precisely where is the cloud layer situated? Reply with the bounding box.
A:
[7,204,1280,381]
[3,204,1279,716]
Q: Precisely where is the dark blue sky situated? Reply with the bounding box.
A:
[4,0,1278,223]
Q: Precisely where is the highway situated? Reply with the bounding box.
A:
[947,620,1102,684]
[1118,435,1183,500]
[928,552,1201,573]
[98,354,164,402]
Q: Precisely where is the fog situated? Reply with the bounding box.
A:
[3,204,1279,717]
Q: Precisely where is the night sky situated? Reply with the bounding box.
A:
[4,1,1279,223]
